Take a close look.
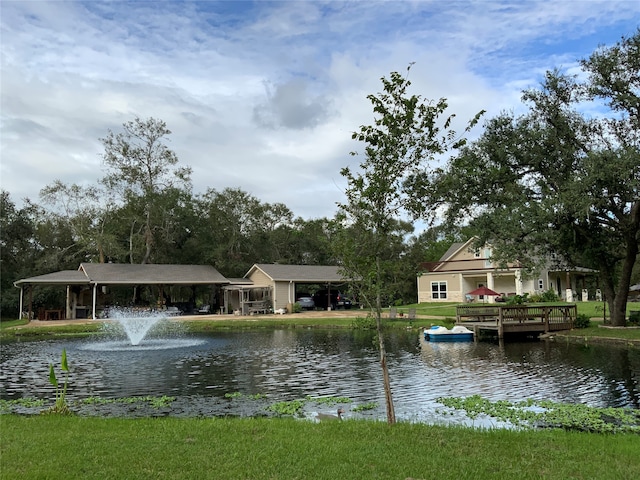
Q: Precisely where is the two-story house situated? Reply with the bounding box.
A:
[417,238,596,303]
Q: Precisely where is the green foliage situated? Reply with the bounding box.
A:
[0,397,46,413]
[629,310,640,326]
[574,313,591,329]
[437,32,640,327]
[352,402,378,412]
[350,314,376,329]
[305,396,351,405]
[45,349,71,415]
[506,293,529,305]
[79,395,175,409]
[540,289,560,302]
[224,392,244,399]
[291,302,302,313]
[267,399,306,416]
[437,395,640,434]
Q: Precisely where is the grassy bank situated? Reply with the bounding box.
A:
[1,415,638,480]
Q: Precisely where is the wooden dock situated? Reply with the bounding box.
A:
[456,304,576,339]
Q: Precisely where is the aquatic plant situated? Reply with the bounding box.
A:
[267,399,306,416]
[224,392,244,399]
[352,402,378,412]
[45,349,71,415]
[306,396,351,405]
[78,395,175,409]
[0,398,46,413]
[224,392,267,400]
[437,395,640,434]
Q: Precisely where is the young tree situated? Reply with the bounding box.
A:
[336,65,483,423]
[100,117,192,264]
[437,31,639,326]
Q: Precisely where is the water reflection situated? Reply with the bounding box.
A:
[1,329,638,422]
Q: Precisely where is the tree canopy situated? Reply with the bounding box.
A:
[436,30,640,326]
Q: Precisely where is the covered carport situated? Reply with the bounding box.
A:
[14,263,229,320]
[242,264,353,312]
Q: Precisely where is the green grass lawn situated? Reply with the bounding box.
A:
[1,415,638,480]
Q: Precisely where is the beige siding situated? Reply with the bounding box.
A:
[418,273,463,302]
[273,281,292,310]
[248,269,271,286]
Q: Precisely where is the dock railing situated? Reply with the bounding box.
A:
[457,304,577,337]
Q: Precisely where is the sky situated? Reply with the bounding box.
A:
[1,1,639,221]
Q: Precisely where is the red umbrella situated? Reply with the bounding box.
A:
[468,286,500,297]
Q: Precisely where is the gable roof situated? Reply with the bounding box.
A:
[439,241,468,261]
[246,264,349,283]
[15,264,228,287]
[14,270,91,286]
[79,263,228,285]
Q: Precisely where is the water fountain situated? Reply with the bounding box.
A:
[108,308,164,345]
[85,308,205,351]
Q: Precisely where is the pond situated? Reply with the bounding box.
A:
[1,327,638,424]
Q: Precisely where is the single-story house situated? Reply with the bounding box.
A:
[224,264,351,313]
[417,238,597,303]
[14,263,229,320]
[14,262,353,319]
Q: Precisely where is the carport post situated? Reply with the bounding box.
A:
[18,286,23,320]
[92,283,98,319]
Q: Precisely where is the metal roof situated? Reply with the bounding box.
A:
[15,264,228,286]
[247,264,349,283]
[79,263,228,285]
[14,270,91,286]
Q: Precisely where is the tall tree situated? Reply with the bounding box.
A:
[39,181,120,263]
[437,31,639,326]
[0,192,39,317]
[336,65,483,423]
[100,117,192,264]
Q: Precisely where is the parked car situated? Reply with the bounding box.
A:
[313,289,352,310]
[296,295,315,310]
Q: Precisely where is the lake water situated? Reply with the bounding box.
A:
[1,328,638,423]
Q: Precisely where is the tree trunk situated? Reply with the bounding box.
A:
[376,255,396,424]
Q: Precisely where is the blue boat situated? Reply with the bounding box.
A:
[424,325,474,342]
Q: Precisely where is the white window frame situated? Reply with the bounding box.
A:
[431,281,447,300]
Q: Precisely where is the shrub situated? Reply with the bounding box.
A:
[507,293,529,305]
[574,313,591,329]
[351,314,376,329]
[528,293,542,303]
[540,289,560,302]
[629,311,640,326]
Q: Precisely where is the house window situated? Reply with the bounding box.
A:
[538,279,544,290]
[484,248,492,268]
[431,281,447,299]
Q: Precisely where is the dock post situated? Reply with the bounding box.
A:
[498,308,504,339]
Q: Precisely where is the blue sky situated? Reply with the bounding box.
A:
[1,0,638,220]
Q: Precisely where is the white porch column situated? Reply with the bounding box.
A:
[19,286,24,320]
[66,285,71,320]
[515,269,523,295]
[92,283,98,319]
[486,272,495,303]
[565,271,573,302]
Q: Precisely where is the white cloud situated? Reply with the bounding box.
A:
[1,0,638,219]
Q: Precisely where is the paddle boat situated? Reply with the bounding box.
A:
[423,325,474,342]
